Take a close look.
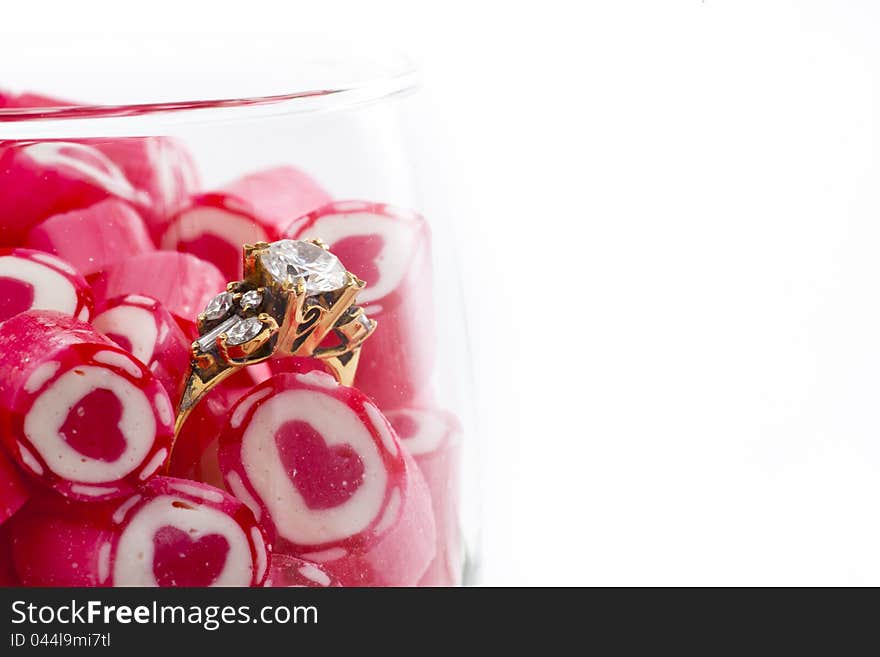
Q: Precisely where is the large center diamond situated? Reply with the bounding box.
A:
[260,240,347,294]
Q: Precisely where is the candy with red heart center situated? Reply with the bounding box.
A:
[25,199,155,279]
[161,167,331,279]
[91,294,193,404]
[9,477,269,587]
[387,407,464,586]
[284,200,435,408]
[0,141,149,247]
[0,248,93,323]
[88,137,200,242]
[112,477,269,586]
[219,371,435,585]
[90,251,225,322]
[266,554,339,587]
[0,311,173,501]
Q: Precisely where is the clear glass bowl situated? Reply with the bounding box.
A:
[0,35,477,587]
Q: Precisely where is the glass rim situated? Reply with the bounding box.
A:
[0,34,419,137]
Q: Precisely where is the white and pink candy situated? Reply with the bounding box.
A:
[0,140,150,247]
[88,137,200,242]
[266,554,339,587]
[91,294,192,404]
[162,166,331,279]
[219,371,436,586]
[0,311,174,501]
[9,477,269,587]
[0,248,93,323]
[387,407,464,586]
[91,250,225,322]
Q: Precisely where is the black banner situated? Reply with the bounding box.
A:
[0,586,869,651]
[0,587,574,651]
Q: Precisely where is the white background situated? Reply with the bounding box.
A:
[6,0,880,585]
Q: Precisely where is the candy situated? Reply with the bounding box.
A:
[161,167,331,279]
[387,407,463,586]
[0,140,149,247]
[112,477,269,586]
[0,311,173,501]
[285,201,435,408]
[219,371,435,586]
[0,248,93,323]
[266,554,339,587]
[91,294,192,404]
[25,199,154,279]
[9,494,115,586]
[90,137,200,242]
[91,251,225,321]
[10,477,269,587]
[0,449,29,527]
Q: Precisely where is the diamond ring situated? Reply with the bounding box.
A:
[173,238,377,437]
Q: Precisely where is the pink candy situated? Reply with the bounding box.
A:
[25,199,154,279]
[266,554,339,587]
[91,294,193,404]
[162,167,331,279]
[219,372,436,586]
[8,493,115,586]
[387,407,463,586]
[0,248,93,323]
[0,141,149,247]
[89,137,200,242]
[285,201,435,408]
[9,477,269,587]
[91,251,225,321]
[0,311,174,501]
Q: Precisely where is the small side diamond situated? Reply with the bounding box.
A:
[225,317,264,345]
[196,316,238,352]
[240,290,263,311]
[203,292,233,320]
